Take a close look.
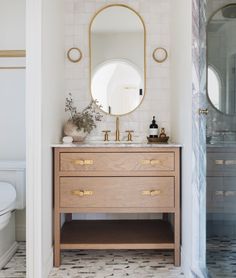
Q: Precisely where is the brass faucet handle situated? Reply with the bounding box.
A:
[125,130,134,142]
[102,130,111,141]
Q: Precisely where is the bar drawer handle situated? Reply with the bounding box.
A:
[74,159,94,165]
[225,160,236,165]
[71,190,93,197]
[142,190,161,196]
[215,160,224,165]
[141,159,160,165]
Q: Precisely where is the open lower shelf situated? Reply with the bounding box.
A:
[60,219,174,250]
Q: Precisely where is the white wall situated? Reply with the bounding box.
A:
[170,0,193,276]
[26,0,65,277]
[0,70,25,161]
[0,0,25,161]
[0,0,26,241]
[65,0,171,141]
[0,0,25,50]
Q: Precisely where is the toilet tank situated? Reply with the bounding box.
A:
[0,161,26,209]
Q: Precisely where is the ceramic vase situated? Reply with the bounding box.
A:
[64,120,87,142]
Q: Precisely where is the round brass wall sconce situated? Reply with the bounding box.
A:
[67,47,82,63]
[152,47,168,63]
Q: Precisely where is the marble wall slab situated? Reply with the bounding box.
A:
[192,0,208,277]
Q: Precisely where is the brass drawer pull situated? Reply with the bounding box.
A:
[71,190,93,197]
[141,159,160,165]
[142,190,161,196]
[224,160,236,165]
[224,191,236,197]
[215,191,224,196]
[74,159,94,165]
[215,191,236,197]
[215,160,224,165]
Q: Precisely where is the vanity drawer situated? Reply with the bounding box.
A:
[207,152,236,175]
[60,177,175,209]
[60,152,175,172]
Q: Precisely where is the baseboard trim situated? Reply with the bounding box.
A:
[43,247,53,278]
[0,241,18,269]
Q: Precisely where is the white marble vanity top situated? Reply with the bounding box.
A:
[51,142,182,148]
[207,143,236,148]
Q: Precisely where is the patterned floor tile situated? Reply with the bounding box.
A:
[207,237,236,278]
[49,250,184,278]
[0,242,26,278]
[6,239,236,278]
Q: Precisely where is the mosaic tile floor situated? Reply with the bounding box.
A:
[5,239,236,278]
[0,242,26,278]
[49,250,184,278]
[0,243,184,278]
[207,237,236,278]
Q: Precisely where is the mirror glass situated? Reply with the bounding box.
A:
[90,5,145,116]
[207,4,236,115]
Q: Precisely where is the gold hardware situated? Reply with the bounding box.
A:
[215,160,224,165]
[102,130,111,141]
[67,47,82,63]
[71,190,93,197]
[89,4,146,117]
[224,160,236,165]
[215,191,224,196]
[152,48,168,63]
[142,190,161,196]
[0,50,26,58]
[126,130,134,142]
[115,117,120,142]
[74,159,94,165]
[224,191,236,197]
[141,159,160,165]
[199,108,209,115]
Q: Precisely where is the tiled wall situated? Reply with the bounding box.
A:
[64,0,171,142]
[207,0,236,138]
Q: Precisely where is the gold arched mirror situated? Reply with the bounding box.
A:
[89,4,146,116]
[207,4,236,115]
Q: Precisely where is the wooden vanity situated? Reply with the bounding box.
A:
[53,145,181,267]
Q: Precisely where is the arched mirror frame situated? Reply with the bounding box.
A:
[89,4,146,116]
[207,4,236,116]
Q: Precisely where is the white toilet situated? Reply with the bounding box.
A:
[0,161,25,269]
[0,182,17,231]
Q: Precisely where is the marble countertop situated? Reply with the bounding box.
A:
[51,142,182,148]
[207,143,236,148]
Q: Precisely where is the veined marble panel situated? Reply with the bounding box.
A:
[192,0,208,277]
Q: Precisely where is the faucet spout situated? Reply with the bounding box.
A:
[115,117,120,141]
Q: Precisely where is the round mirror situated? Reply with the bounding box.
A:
[92,60,143,115]
[207,4,236,115]
[90,5,146,116]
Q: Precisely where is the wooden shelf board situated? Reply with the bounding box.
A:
[61,220,174,250]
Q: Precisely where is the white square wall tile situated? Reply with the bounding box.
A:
[64,0,172,141]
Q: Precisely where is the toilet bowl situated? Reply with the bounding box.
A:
[0,182,16,231]
[0,161,25,269]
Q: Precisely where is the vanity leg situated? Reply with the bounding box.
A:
[66,213,72,222]
[162,213,168,221]
[174,211,180,267]
[54,149,61,267]
[54,212,61,267]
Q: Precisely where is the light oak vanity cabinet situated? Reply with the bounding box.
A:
[53,146,181,267]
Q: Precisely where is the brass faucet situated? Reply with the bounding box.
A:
[115,117,120,141]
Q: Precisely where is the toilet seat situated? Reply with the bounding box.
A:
[0,182,16,216]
